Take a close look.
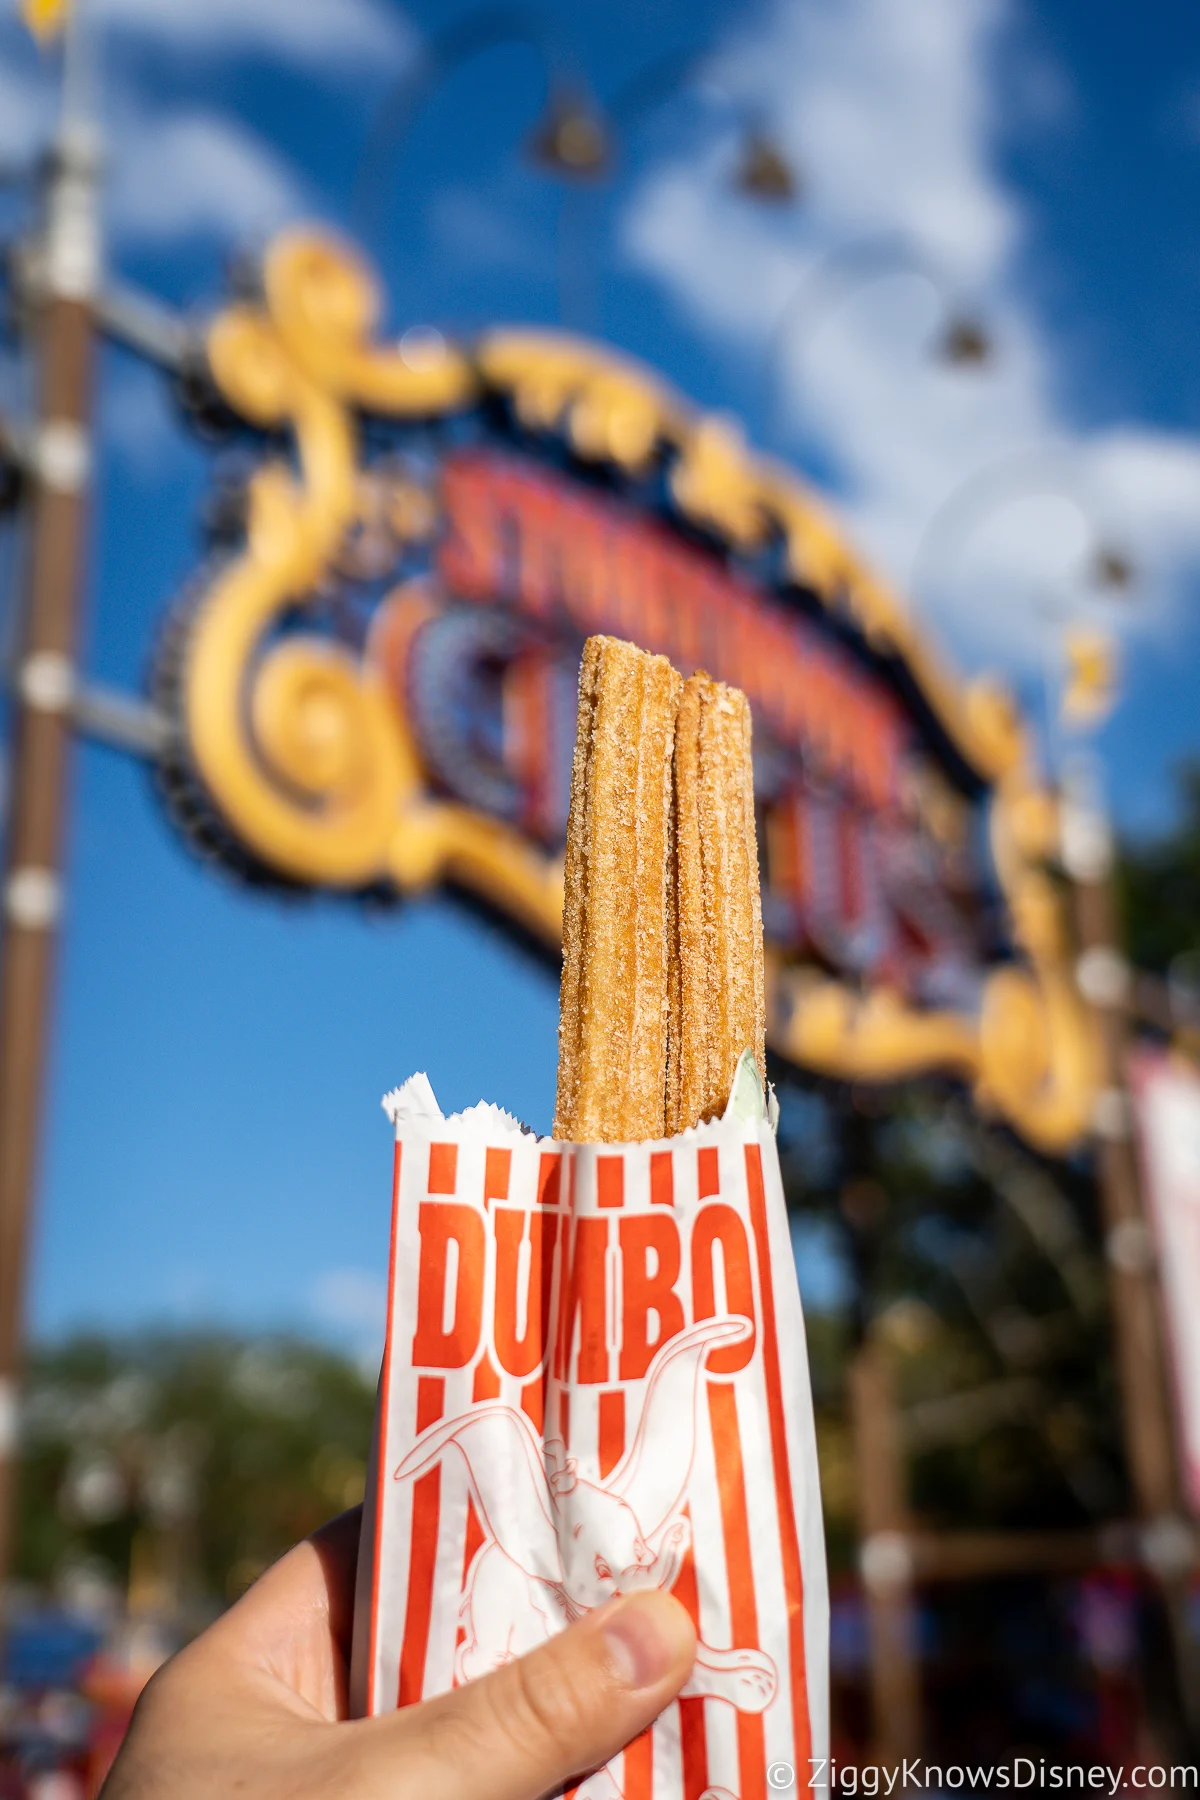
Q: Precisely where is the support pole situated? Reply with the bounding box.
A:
[1061,757,1200,1742]
[849,1333,924,1765]
[0,121,99,1591]
[840,1142,924,1765]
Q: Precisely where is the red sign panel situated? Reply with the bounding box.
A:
[373,450,985,1002]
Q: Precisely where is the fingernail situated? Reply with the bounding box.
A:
[602,1595,682,1692]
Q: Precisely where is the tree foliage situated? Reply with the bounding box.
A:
[1118,759,1200,975]
[774,1074,1124,1571]
[16,1333,375,1614]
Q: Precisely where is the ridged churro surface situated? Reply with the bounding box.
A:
[553,636,682,1142]
[667,672,766,1132]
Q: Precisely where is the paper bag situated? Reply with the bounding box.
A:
[351,1063,828,1799]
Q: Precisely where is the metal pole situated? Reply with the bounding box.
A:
[840,1137,925,1765]
[1061,757,1200,1741]
[0,115,99,1590]
[849,1333,924,1765]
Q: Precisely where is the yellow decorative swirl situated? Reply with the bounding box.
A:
[669,416,769,549]
[975,773,1099,1150]
[252,643,396,802]
[182,232,563,936]
[263,231,477,414]
[183,476,404,886]
[475,331,679,468]
[767,961,981,1083]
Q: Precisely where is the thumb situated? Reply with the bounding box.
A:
[376,1590,697,1800]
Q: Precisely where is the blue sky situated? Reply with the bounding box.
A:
[1,0,1199,1359]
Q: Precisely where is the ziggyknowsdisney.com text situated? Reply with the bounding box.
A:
[777,1764,1200,1794]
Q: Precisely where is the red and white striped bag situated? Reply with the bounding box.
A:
[351,1062,829,1800]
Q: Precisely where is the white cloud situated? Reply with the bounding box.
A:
[161,1263,213,1317]
[311,1266,387,1373]
[108,108,304,241]
[0,54,49,160]
[91,0,412,73]
[0,53,303,251]
[620,0,1200,678]
[699,0,1016,286]
[0,0,413,248]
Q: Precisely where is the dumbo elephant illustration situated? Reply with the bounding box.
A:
[393,1316,778,1717]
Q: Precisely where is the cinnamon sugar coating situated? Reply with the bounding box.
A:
[667,672,766,1131]
[553,636,682,1142]
[554,639,764,1141]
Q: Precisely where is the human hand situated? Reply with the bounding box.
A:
[101,1507,697,1799]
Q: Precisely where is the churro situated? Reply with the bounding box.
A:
[553,636,682,1142]
[667,672,766,1132]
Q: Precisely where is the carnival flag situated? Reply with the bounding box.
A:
[21,0,70,41]
[1062,624,1118,728]
[351,1060,829,1800]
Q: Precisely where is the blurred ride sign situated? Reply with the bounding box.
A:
[149,228,1106,1158]
[21,0,70,42]
[1130,1048,1200,1513]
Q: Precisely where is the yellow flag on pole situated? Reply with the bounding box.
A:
[1062,625,1118,728]
[20,0,70,43]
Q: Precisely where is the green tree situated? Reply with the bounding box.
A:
[16,1333,376,1615]
[1118,759,1200,975]
[774,1074,1123,1563]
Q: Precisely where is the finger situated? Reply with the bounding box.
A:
[368,1590,697,1800]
